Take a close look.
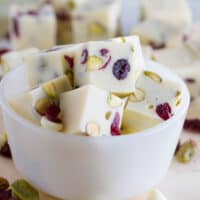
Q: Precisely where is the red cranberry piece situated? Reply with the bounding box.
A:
[56,11,71,21]
[149,41,166,50]
[111,112,121,136]
[0,143,12,159]
[100,48,109,56]
[27,10,39,16]
[0,48,11,57]
[156,103,173,120]
[0,189,12,200]
[185,78,196,84]
[182,34,189,42]
[184,119,200,133]
[81,49,88,64]
[112,59,130,80]
[99,55,111,70]
[45,104,61,123]
[12,17,20,38]
[64,55,74,69]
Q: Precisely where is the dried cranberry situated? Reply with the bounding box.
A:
[45,104,61,123]
[100,48,109,56]
[99,55,111,70]
[81,49,88,64]
[0,49,10,57]
[27,10,39,16]
[185,78,196,84]
[182,34,189,42]
[56,11,71,21]
[111,112,121,136]
[184,119,200,133]
[0,189,12,200]
[149,41,166,50]
[12,17,20,38]
[64,55,74,69]
[0,143,12,159]
[112,59,130,80]
[156,103,173,120]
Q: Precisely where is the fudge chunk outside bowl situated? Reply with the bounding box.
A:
[0,60,190,200]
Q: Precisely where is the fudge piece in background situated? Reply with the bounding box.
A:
[132,19,184,49]
[182,23,200,56]
[9,4,57,50]
[141,0,192,27]
[74,36,145,95]
[1,48,39,74]
[71,0,120,43]
[60,85,126,136]
[122,70,182,133]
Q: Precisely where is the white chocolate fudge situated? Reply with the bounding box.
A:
[71,0,120,43]
[147,189,167,200]
[132,19,183,49]
[152,47,197,69]
[74,37,145,94]
[141,0,192,26]
[1,48,39,74]
[9,4,57,50]
[183,23,200,56]
[9,75,71,128]
[60,85,126,136]
[122,70,182,133]
[24,45,80,88]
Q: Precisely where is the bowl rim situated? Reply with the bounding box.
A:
[0,60,190,141]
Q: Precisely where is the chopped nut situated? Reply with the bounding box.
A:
[105,111,112,120]
[86,122,100,136]
[107,93,122,107]
[40,117,63,132]
[144,71,162,83]
[175,140,198,163]
[35,98,53,116]
[42,82,57,99]
[129,88,145,103]
[10,179,39,200]
[0,177,9,190]
[87,56,104,71]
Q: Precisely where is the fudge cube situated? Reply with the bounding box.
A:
[152,47,197,69]
[9,75,71,129]
[132,19,183,49]
[9,4,57,50]
[122,70,182,133]
[141,0,192,26]
[9,92,41,125]
[60,85,126,136]
[71,0,120,43]
[24,45,80,88]
[74,37,145,94]
[183,23,200,56]
[1,48,39,74]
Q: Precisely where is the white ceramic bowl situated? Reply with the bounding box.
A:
[0,60,190,200]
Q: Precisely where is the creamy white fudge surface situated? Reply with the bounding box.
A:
[60,85,126,136]
[141,0,192,26]
[152,47,198,69]
[9,4,57,50]
[122,70,182,133]
[132,19,184,49]
[1,48,39,74]
[183,23,200,56]
[71,0,120,43]
[147,189,167,200]
[74,37,145,94]
[24,45,80,88]
[9,75,72,128]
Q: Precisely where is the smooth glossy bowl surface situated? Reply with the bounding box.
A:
[0,60,190,200]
